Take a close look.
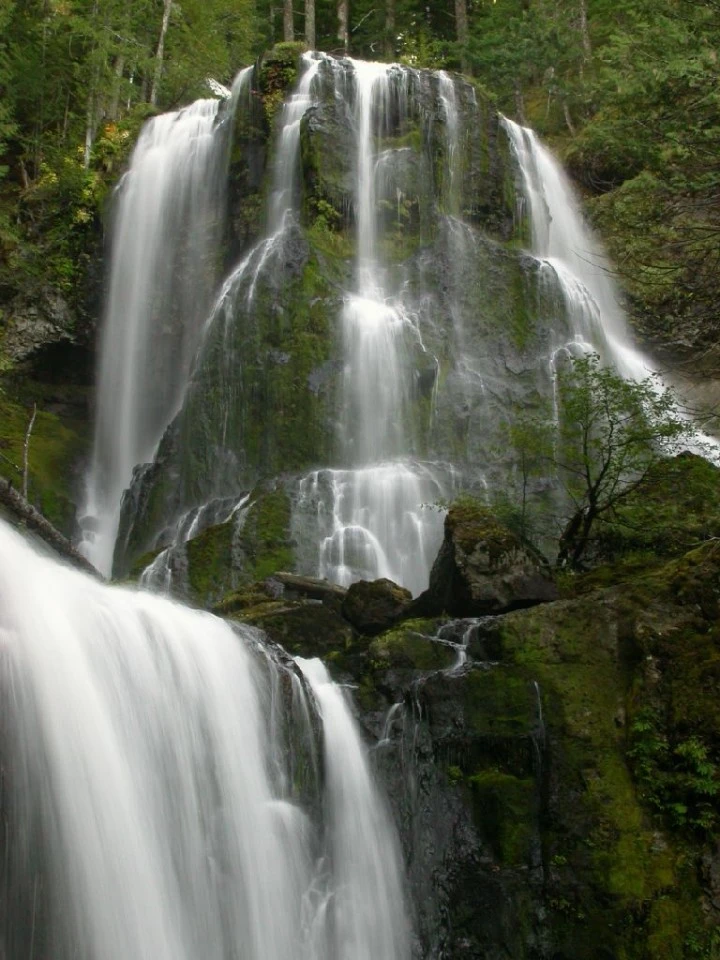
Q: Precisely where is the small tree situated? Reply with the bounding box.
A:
[494,411,554,548]
[552,354,692,568]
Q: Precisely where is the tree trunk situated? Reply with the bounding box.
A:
[563,100,576,135]
[150,0,173,107]
[22,404,37,501]
[579,0,592,59]
[514,81,527,125]
[83,90,96,169]
[384,0,395,60]
[557,505,596,569]
[283,0,294,42]
[305,0,315,49]
[82,0,100,169]
[337,0,349,53]
[109,54,125,121]
[455,0,469,73]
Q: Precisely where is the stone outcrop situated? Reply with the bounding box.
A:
[414,498,558,617]
[267,537,720,959]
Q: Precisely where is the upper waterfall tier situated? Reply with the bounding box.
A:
[84,47,655,597]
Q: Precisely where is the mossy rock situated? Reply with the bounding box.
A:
[259,43,307,124]
[239,486,294,582]
[469,769,535,866]
[416,495,558,617]
[239,600,355,664]
[342,577,412,636]
[368,617,454,671]
[493,584,711,955]
[185,519,235,605]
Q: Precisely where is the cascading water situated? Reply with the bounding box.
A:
[119,54,326,570]
[295,60,458,595]
[297,657,410,959]
[503,117,720,457]
[0,519,410,959]
[295,463,448,596]
[502,117,655,381]
[105,56,667,599]
[81,69,252,576]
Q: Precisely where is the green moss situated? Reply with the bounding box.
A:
[469,769,535,865]
[240,486,294,582]
[369,618,453,670]
[378,127,423,152]
[446,494,519,561]
[259,43,306,124]
[239,600,353,660]
[185,520,235,605]
[463,666,535,736]
[183,488,295,607]
[492,594,691,954]
[307,221,354,260]
[129,548,162,579]
[0,394,86,533]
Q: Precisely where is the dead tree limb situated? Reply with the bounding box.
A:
[0,477,104,580]
[22,403,37,501]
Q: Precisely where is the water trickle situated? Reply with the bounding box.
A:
[139,494,250,593]
[0,519,410,960]
[437,71,460,215]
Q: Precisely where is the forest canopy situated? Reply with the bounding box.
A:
[1,0,718,370]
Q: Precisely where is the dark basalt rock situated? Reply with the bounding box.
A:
[413,498,558,617]
[342,577,413,636]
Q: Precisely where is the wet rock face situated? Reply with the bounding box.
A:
[342,577,413,635]
[416,499,558,617]
[3,287,77,364]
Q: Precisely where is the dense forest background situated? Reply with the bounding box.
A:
[0,0,718,374]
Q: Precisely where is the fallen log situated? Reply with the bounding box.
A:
[0,477,104,580]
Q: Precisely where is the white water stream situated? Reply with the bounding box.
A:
[0,519,410,959]
[81,70,253,577]
[502,118,656,381]
[304,60,454,595]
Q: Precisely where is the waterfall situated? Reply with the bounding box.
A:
[100,57,673,599]
[298,59,458,595]
[0,518,410,959]
[294,463,448,596]
[502,117,656,380]
[81,68,253,576]
[298,658,410,959]
[437,71,461,215]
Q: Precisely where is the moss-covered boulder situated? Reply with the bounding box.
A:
[342,577,412,635]
[415,497,557,617]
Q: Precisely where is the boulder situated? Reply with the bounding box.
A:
[341,577,412,636]
[415,498,557,617]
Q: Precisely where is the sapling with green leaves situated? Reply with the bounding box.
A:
[553,353,692,568]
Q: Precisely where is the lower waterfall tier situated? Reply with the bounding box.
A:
[0,518,409,960]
